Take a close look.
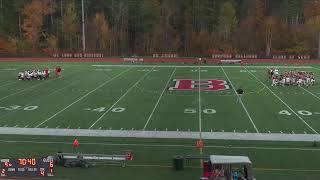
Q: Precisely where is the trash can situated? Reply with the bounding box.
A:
[173,156,184,171]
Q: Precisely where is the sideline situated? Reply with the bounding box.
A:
[0,127,320,142]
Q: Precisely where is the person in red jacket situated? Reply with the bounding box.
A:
[44,68,49,79]
[55,66,62,77]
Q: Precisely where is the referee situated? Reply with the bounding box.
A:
[236,87,244,103]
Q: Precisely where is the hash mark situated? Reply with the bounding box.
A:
[56,126,60,129]
[98,127,102,130]
[222,130,224,132]
[177,129,179,131]
[24,125,28,128]
[78,126,81,129]
[67,126,70,129]
[14,125,18,127]
[45,126,48,128]
[292,131,295,134]
[3,124,7,127]
[120,128,123,130]
[304,131,307,134]
[165,128,168,131]
[233,129,236,133]
[245,130,248,133]
[154,128,157,131]
[268,131,271,133]
[131,128,134,130]
[280,131,283,134]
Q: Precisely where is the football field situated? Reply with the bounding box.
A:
[0,62,320,140]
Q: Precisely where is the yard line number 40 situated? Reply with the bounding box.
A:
[85,107,126,113]
[279,110,316,116]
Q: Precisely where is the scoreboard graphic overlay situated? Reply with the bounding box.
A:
[0,157,54,177]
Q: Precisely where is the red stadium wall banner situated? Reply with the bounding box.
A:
[152,53,179,58]
[123,57,144,62]
[272,55,311,60]
[212,54,311,60]
[52,52,104,58]
[212,54,257,59]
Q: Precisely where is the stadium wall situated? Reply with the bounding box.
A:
[1,57,320,64]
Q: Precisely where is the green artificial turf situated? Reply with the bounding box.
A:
[0,62,320,179]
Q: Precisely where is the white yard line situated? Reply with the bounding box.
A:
[221,67,260,133]
[143,68,176,130]
[198,66,202,138]
[312,66,320,71]
[89,67,155,129]
[0,80,79,120]
[0,81,17,88]
[0,78,61,102]
[92,64,312,68]
[35,68,132,128]
[246,67,319,134]
[299,86,320,101]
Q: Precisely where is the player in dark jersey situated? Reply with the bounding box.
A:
[236,88,244,103]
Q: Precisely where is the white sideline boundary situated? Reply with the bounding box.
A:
[221,67,259,133]
[1,127,320,142]
[92,65,312,68]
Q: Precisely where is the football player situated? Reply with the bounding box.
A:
[56,66,62,77]
[236,87,244,103]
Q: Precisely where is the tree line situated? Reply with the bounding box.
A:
[0,0,319,58]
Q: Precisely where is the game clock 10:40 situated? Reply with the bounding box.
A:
[0,157,54,177]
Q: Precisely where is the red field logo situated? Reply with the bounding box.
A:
[169,79,229,91]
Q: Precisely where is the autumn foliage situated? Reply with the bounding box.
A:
[22,0,51,51]
[0,0,319,57]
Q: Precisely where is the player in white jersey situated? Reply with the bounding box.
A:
[279,77,285,86]
[285,77,290,85]
[18,72,24,80]
[26,71,32,81]
[306,77,311,86]
[271,77,278,86]
[298,77,303,86]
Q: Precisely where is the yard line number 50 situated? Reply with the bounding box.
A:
[184,108,216,114]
